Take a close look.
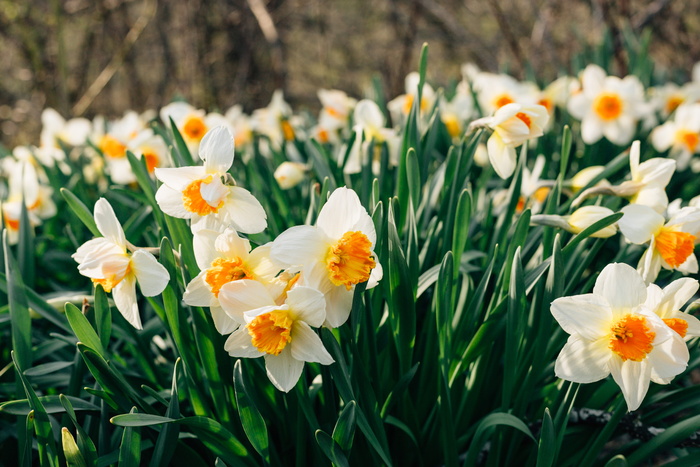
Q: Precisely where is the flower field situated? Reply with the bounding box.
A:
[3,39,700,466]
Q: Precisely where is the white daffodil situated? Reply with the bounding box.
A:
[344,99,400,175]
[387,72,436,127]
[618,204,700,284]
[550,263,688,411]
[573,141,675,213]
[274,162,308,189]
[154,126,267,233]
[183,228,284,335]
[317,89,357,132]
[219,280,334,392]
[161,102,232,158]
[646,278,700,344]
[567,64,647,145]
[477,103,548,179]
[651,103,700,170]
[531,205,618,238]
[439,80,475,141]
[72,198,169,330]
[270,187,382,328]
[469,70,537,116]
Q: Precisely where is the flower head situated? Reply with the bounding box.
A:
[270,187,382,327]
[550,263,688,411]
[220,280,334,392]
[72,198,169,329]
[154,126,267,233]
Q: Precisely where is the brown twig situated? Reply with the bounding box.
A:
[72,0,157,116]
[487,0,526,77]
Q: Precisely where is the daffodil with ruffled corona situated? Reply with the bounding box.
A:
[154,126,267,233]
[183,228,284,335]
[618,203,700,284]
[219,279,334,392]
[550,263,688,411]
[651,103,700,170]
[72,198,169,329]
[270,187,382,328]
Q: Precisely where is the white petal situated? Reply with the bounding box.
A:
[94,198,126,248]
[215,228,251,258]
[632,187,668,214]
[286,286,327,327]
[580,117,604,145]
[554,335,610,383]
[618,204,664,244]
[677,253,699,274]
[649,334,688,383]
[550,294,612,340]
[316,187,371,241]
[609,357,651,411]
[218,279,275,318]
[265,348,304,392]
[679,312,700,339]
[324,285,354,328]
[209,305,241,335]
[131,250,169,296]
[638,240,662,285]
[271,225,327,267]
[155,184,193,219]
[660,278,699,316]
[593,263,647,312]
[154,166,206,189]
[192,229,221,271]
[224,328,262,358]
[222,187,268,234]
[200,126,235,173]
[635,158,676,187]
[183,273,217,307]
[290,321,334,364]
[367,260,383,289]
[112,275,142,330]
[200,177,229,207]
[487,132,516,179]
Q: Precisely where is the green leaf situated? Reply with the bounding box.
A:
[60,395,98,467]
[0,395,100,415]
[5,234,32,374]
[625,413,700,466]
[536,408,556,467]
[62,427,87,467]
[118,407,142,467]
[169,117,195,166]
[93,284,112,350]
[315,430,350,467]
[12,351,59,467]
[151,359,182,467]
[110,414,177,427]
[332,401,356,452]
[464,412,536,466]
[60,188,100,237]
[233,360,270,462]
[65,302,106,356]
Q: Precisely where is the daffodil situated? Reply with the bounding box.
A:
[270,187,382,327]
[618,203,700,283]
[573,141,675,213]
[651,103,700,170]
[645,278,700,343]
[183,228,284,335]
[567,64,647,145]
[274,162,308,189]
[154,126,267,233]
[344,100,400,175]
[317,89,357,132]
[72,198,169,330]
[551,263,688,411]
[387,72,436,127]
[474,103,548,179]
[219,279,334,392]
[161,102,232,158]
[531,205,618,238]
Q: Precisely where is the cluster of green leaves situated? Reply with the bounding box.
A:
[2,43,700,467]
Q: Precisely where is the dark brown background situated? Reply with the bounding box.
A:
[1,0,699,146]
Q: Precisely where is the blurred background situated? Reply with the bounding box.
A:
[1,0,700,147]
